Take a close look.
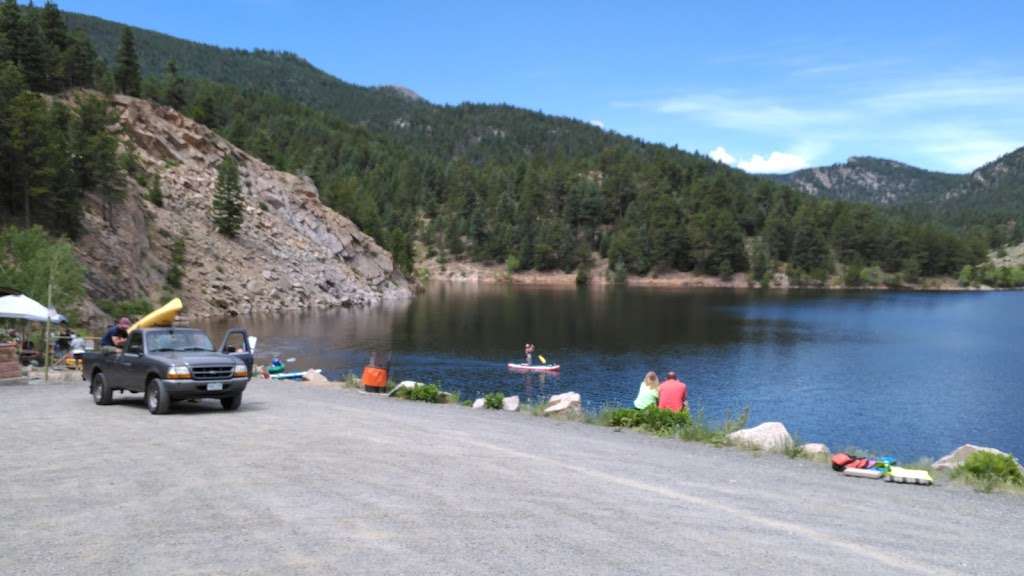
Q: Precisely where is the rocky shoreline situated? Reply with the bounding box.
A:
[417,257,995,292]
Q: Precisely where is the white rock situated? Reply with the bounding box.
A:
[471,398,485,410]
[301,369,329,386]
[727,422,793,452]
[544,391,581,415]
[933,444,1023,471]
[502,395,520,412]
[800,443,830,456]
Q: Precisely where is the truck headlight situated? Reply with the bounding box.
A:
[233,364,248,378]
[167,365,192,380]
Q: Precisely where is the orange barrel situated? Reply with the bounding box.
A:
[362,365,388,393]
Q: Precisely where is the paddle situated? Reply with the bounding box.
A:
[539,354,547,364]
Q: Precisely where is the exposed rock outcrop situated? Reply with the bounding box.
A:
[933,444,1023,472]
[727,422,793,452]
[74,94,410,323]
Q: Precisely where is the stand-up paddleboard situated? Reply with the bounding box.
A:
[127,298,183,333]
[270,369,322,381]
[507,363,560,372]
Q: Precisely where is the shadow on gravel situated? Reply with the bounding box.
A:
[105,394,270,415]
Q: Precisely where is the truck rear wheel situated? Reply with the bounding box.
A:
[91,372,112,405]
[220,394,242,411]
[146,380,170,415]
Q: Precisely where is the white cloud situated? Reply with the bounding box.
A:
[737,151,809,174]
[708,146,736,165]
[589,119,605,129]
[614,72,1024,171]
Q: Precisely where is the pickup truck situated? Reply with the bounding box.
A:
[83,327,253,415]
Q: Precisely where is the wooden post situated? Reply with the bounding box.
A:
[43,256,55,384]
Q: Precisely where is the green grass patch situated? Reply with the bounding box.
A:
[951,451,1024,493]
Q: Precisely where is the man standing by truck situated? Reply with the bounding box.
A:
[100,317,131,351]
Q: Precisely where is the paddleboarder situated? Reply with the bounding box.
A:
[524,343,535,365]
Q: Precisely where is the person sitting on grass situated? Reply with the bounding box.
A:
[658,371,688,413]
[633,371,660,409]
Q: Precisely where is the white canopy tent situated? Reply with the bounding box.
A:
[0,294,63,323]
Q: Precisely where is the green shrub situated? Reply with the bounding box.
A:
[600,405,691,436]
[484,392,505,410]
[395,383,443,403]
[859,265,884,286]
[951,451,1024,493]
[505,255,521,273]
[96,298,152,320]
[166,238,186,289]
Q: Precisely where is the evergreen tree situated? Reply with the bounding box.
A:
[40,1,67,50]
[164,59,186,109]
[62,31,95,88]
[0,0,21,64]
[113,26,140,96]
[762,198,792,261]
[16,8,48,91]
[790,203,830,273]
[146,172,163,207]
[212,156,244,237]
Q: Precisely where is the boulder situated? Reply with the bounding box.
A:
[471,398,486,410]
[933,444,1023,471]
[727,422,793,452]
[502,395,520,412]
[800,443,830,456]
[544,391,582,415]
[301,369,329,386]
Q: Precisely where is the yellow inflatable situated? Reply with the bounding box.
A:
[127,298,183,333]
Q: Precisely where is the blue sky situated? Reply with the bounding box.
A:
[59,1,1024,173]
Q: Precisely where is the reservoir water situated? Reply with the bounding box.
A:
[199,283,1024,460]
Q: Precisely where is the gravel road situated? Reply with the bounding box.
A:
[2,379,1022,575]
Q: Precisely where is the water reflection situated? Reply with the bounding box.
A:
[198,284,1024,459]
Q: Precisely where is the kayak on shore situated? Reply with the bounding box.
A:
[507,363,560,372]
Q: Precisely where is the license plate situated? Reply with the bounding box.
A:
[207,382,223,391]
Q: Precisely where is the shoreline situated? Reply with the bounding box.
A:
[416,258,999,293]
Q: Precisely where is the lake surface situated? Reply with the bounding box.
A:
[199,284,1024,460]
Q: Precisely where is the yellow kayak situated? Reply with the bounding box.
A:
[127,298,183,333]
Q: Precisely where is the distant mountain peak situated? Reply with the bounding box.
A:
[381,85,424,102]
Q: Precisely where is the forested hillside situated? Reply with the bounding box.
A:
[779,152,1024,242]
[1,3,1003,295]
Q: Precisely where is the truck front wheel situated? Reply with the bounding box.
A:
[91,372,112,405]
[146,380,170,415]
[220,394,242,411]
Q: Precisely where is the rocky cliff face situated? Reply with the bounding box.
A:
[75,94,410,323]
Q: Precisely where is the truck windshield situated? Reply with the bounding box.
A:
[146,332,215,353]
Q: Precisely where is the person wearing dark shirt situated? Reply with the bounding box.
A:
[100,317,131,350]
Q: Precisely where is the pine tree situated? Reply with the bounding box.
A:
[62,31,95,88]
[16,8,48,91]
[0,0,21,64]
[114,26,140,96]
[212,156,244,237]
[40,1,67,50]
[790,204,830,273]
[164,59,185,109]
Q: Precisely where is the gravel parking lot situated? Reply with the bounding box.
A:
[2,379,1022,575]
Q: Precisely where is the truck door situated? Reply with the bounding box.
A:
[115,331,146,392]
[219,329,253,374]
